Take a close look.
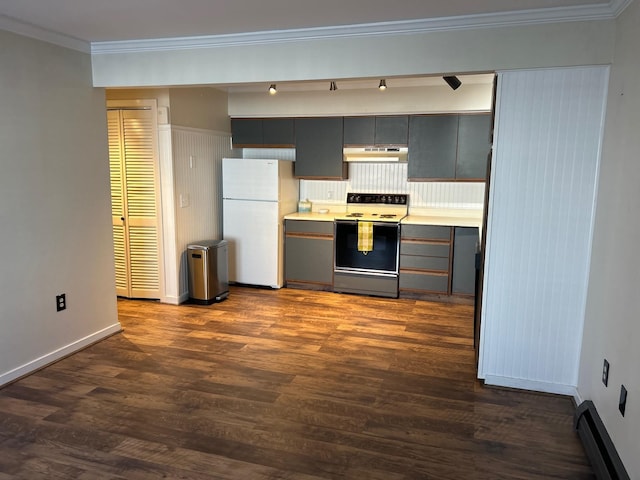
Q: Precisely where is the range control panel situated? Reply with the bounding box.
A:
[346,193,408,205]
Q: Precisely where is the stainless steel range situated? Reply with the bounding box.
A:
[333,193,408,298]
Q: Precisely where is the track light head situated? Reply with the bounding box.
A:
[330,81,337,91]
[268,84,277,95]
[443,76,462,90]
[378,79,387,91]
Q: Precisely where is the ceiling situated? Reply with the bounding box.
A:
[0,0,626,44]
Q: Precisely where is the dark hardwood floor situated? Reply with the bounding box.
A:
[0,286,593,479]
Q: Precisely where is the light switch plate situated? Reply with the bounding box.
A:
[619,385,627,416]
[179,193,190,208]
[157,106,169,124]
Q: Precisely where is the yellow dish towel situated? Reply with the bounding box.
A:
[357,221,373,253]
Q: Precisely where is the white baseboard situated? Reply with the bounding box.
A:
[0,323,122,387]
[161,294,182,305]
[484,375,580,402]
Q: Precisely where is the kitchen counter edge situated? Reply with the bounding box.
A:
[284,212,336,222]
[284,211,482,228]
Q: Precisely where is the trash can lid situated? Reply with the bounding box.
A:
[188,239,227,249]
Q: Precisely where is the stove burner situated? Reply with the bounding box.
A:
[380,214,397,219]
[345,213,364,218]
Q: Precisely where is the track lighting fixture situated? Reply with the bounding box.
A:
[378,79,387,91]
[268,84,277,95]
[329,81,337,91]
[443,76,462,90]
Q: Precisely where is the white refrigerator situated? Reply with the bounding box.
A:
[222,158,299,288]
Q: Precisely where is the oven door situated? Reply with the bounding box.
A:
[334,220,400,276]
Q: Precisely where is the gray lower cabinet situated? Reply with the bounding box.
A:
[294,117,347,179]
[400,224,479,297]
[451,227,479,295]
[285,220,334,287]
[399,225,452,295]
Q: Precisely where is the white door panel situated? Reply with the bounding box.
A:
[108,107,161,299]
[222,158,279,201]
[223,199,279,287]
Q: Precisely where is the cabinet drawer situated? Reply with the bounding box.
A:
[285,220,334,236]
[401,225,451,241]
[399,271,448,293]
[400,241,450,258]
[400,255,449,272]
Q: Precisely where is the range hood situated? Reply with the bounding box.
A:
[343,146,408,163]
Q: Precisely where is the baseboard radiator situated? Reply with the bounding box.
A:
[574,401,630,480]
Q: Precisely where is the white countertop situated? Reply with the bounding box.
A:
[284,212,336,222]
[284,206,483,228]
[402,207,483,228]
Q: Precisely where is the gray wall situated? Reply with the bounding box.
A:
[91,20,615,87]
[580,0,640,475]
[0,30,120,385]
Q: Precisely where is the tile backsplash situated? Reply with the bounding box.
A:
[243,148,485,209]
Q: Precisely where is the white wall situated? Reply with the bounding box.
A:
[480,67,609,397]
[228,83,493,117]
[0,30,120,385]
[580,0,640,476]
[170,87,231,132]
[91,20,615,87]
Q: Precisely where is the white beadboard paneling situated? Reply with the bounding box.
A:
[172,126,234,299]
[242,148,485,209]
[408,182,485,209]
[299,161,484,208]
[479,66,609,392]
[239,147,484,207]
[242,148,295,161]
[299,180,348,205]
[348,163,408,192]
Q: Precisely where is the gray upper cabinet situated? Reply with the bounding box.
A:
[344,117,375,145]
[456,114,492,179]
[375,116,409,145]
[344,115,408,145]
[408,113,492,181]
[294,117,347,179]
[231,118,295,147]
[231,118,262,146]
[408,115,459,180]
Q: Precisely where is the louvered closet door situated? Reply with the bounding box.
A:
[107,108,161,299]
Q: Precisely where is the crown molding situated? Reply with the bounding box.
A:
[2,0,632,55]
[612,0,635,15]
[91,1,630,55]
[0,14,90,53]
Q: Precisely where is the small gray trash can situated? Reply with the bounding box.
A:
[187,240,229,304]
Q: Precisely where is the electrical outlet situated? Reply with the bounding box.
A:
[56,293,66,312]
[602,359,610,386]
[619,385,627,416]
